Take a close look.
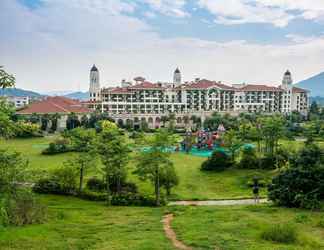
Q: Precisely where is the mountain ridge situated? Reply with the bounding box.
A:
[296,72,324,97]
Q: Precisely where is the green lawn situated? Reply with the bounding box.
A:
[0,137,272,200]
[0,195,174,250]
[1,196,323,250]
[169,205,324,250]
[0,137,76,173]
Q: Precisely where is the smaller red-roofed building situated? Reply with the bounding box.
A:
[17,96,91,131]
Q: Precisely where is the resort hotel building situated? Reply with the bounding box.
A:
[86,65,309,128]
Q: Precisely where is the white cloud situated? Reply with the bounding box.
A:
[198,0,324,27]
[139,0,189,17]
[1,0,324,92]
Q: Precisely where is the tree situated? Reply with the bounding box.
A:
[50,113,61,132]
[238,146,259,169]
[64,127,96,152]
[80,114,89,128]
[167,113,176,131]
[64,153,96,193]
[260,116,284,157]
[0,149,29,194]
[294,142,323,168]
[63,127,97,193]
[160,116,168,127]
[309,101,319,115]
[182,115,190,130]
[0,66,15,89]
[223,129,242,162]
[134,129,176,206]
[0,98,15,138]
[160,164,179,196]
[66,113,80,130]
[97,121,129,204]
[268,166,324,209]
[268,143,324,209]
[190,115,201,130]
[40,114,50,131]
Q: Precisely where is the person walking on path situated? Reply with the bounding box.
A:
[252,177,260,204]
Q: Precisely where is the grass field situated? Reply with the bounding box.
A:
[169,205,324,250]
[1,137,324,250]
[0,195,174,250]
[0,137,272,200]
[1,195,323,250]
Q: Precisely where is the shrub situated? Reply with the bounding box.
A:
[318,218,324,228]
[259,155,276,169]
[294,214,310,224]
[111,193,164,207]
[86,177,106,192]
[86,177,138,194]
[268,166,324,209]
[261,224,298,244]
[201,149,233,171]
[238,146,259,169]
[42,139,71,155]
[14,121,42,138]
[78,189,107,201]
[0,190,47,226]
[32,178,62,194]
[33,167,77,195]
[52,166,78,195]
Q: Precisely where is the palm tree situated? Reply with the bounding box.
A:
[190,115,202,130]
[183,115,190,130]
[0,66,15,89]
[50,113,61,132]
[41,114,50,131]
[167,113,176,131]
[161,116,168,127]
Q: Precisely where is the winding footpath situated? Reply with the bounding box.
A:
[164,198,269,250]
[168,198,268,206]
[163,214,192,250]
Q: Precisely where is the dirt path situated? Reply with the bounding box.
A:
[163,214,192,250]
[168,198,268,206]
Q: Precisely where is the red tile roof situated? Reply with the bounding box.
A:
[292,86,308,93]
[130,81,164,89]
[239,84,283,92]
[184,79,234,90]
[17,96,91,115]
[109,87,131,94]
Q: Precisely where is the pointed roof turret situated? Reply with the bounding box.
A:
[174,67,180,74]
[284,70,291,76]
[91,64,98,72]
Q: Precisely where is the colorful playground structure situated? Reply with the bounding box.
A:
[180,124,227,153]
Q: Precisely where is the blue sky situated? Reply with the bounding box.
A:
[2,0,324,91]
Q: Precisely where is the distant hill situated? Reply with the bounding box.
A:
[310,96,324,106]
[64,91,89,101]
[296,72,324,97]
[0,88,42,98]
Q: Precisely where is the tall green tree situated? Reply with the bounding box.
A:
[0,98,15,138]
[134,130,176,206]
[261,116,284,157]
[64,153,96,193]
[97,121,129,204]
[0,66,15,89]
[63,127,97,193]
[0,149,29,195]
[223,129,242,162]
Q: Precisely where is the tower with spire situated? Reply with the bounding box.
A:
[89,64,100,101]
[281,70,293,90]
[173,67,181,87]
